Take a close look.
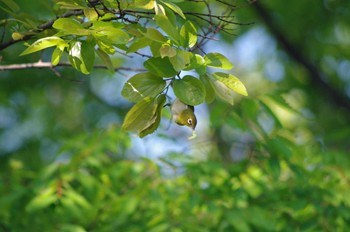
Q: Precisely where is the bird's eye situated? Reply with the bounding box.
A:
[187,119,192,125]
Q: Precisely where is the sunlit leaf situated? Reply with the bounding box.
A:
[180,21,197,48]
[206,73,235,105]
[161,0,186,19]
[84,8,98,21]
[91,21,129,45]
[20,36,66,56]
[212,72,248,96]
[68,40,95,74]
[53,18,89,36]
[142,28,168,43]
[121,72,166,102]
[204,53,234,70]
[154,14,180,44]
[51,46,64,65]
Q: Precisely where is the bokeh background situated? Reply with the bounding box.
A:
[1,0,350,231]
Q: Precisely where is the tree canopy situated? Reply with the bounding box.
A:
[1,0,350,231]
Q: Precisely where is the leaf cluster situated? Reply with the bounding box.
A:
[9,0,248,137]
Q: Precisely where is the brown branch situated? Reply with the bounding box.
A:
[252,1,350,113]
[0,61,146,74]
[0,10,84,52]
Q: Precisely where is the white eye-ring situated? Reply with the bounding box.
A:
[187,119,192,125]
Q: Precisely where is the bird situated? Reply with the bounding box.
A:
[170,98,197,130]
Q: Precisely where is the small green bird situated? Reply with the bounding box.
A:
[171,98,197,130]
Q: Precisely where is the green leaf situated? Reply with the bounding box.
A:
[204,53,233,70]
[184,54,205,71]
[161,1,186,19]
[207,74,235,105]
[169,50,192,71]
[1,0,19,12]
[55,0,87,10]
[144,57,177,77]
[154,14,180,44]
[122,97,158,132]
[226,210,250,232]
[160,44,177,58]
[96,48,114,72]
[122,72,166,102]
[97,40,116,54]
[130,0,155,10]
[142,28,168,43]
[53,18,89,36]
[212,72,248,96]
[200,74,216,103]
[139,94,166,138]
[51,47,64,65]
[20,36,66,56]
[26,186,57,212]
[91,21,130,45]
[180,21,197,48]
[84,8,98,21]
[149,42,162,57]
[68,40,95,74]
[173,75,206,105]
[128,37,152,53]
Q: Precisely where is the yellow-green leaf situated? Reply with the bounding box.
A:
[212,72,248,96]
[20,36,66,56]
[204,53,233,70]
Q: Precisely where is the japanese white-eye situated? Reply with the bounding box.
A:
[170,98,197,130]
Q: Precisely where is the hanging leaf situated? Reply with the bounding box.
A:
[200,74,216,104]
[68,40,95,74]
[204,53,234,70]
[180,21,197,48]
[212,72,248,96]
[96,48,114,72]
[154,14,180,44]
[173,75,206,106]
[122,97,158,132]
[121,72,166,102]
[138,94,166,138]
[206,74,235,105]
[161,1,186,19]
[51,47,64,65]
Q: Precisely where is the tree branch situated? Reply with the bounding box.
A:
[0,61,146,74]
[0,10,84,52]
[252,1,350,113]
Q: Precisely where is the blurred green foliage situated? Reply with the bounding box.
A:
[1,0,350,231]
